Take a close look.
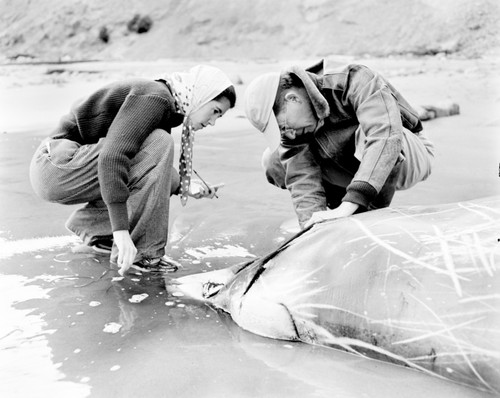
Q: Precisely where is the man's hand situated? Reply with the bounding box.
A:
[113,230,137,276]
[304,201,359,228]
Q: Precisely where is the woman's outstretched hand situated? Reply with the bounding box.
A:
[113,230,137,276]
[188,179,223,199]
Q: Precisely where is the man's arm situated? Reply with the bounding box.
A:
[279,141,327,228]
[342,65,403,209]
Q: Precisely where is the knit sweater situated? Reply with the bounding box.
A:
[50,78,183,232]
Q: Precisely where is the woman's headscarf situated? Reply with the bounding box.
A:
[165,65,232,206]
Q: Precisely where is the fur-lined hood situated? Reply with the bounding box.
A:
[285,65,330,120]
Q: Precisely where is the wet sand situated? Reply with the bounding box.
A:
[0,57,499,397]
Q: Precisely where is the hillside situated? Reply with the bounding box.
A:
[1,0,499,63]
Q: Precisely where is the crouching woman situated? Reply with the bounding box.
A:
[30,65,236,276]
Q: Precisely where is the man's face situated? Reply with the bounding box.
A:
[275,88,318,140]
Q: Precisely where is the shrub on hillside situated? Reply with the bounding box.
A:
[127,14,153,34]
[98,26,109,43]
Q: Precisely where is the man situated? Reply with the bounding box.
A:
[244,59,434,229]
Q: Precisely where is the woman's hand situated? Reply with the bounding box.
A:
[304,201,359,229]
[113,230,137,276]
[188,179,219,199]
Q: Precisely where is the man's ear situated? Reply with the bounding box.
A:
[284,92,302,103]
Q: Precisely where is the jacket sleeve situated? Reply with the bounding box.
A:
[98,94,172,232]
[342,66,403,208]
[278,141,327,228]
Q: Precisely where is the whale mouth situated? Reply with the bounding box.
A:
[202,281,225,298]
[168,266,239,301]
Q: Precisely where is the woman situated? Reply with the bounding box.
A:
[30,65,236,276]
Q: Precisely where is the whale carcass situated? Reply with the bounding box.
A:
[171,197,500,393]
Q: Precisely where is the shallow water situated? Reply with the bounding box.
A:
[1,59,499,397]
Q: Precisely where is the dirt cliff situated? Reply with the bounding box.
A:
[1,0,499,63]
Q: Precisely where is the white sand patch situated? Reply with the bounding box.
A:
[185,245,256,260]
[128,293,148,303]
[0,235,78,259]
[103,322,122,334]
[0,275,90,397]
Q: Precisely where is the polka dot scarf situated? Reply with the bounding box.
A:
[168,85,195,206]
[165,65,232,206]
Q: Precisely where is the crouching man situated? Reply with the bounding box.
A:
[244,60,434,228]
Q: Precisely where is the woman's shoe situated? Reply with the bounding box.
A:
[134,256,180,273]
[90,237,113,254]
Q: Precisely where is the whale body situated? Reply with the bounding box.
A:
[171,197,500,393]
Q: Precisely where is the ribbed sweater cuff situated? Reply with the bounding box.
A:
[343,181,377,209]
[107,202,129,232]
